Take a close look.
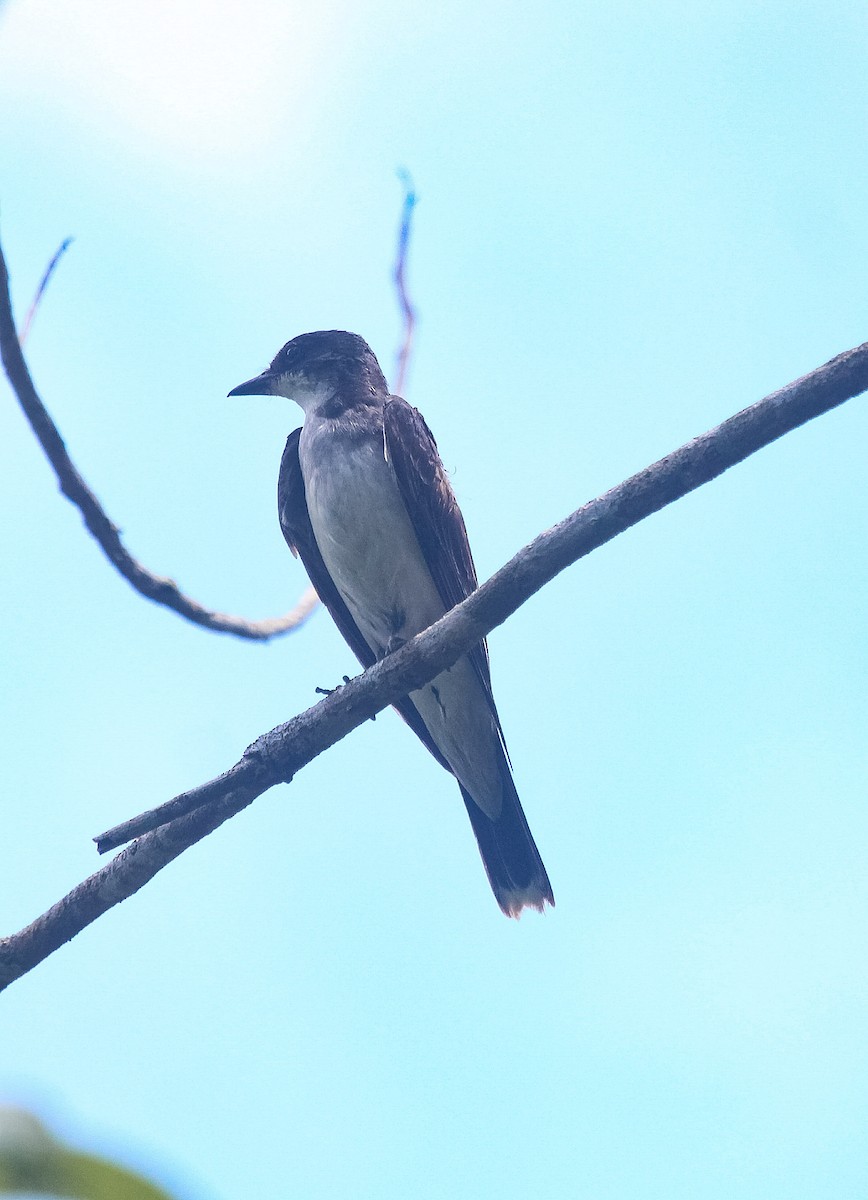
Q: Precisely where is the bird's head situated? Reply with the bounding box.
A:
[228,330,388,415]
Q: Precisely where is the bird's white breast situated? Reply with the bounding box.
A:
[298,413,502,811]
[298,417,444,655]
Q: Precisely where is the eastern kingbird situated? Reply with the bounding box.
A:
[229,331,553,916]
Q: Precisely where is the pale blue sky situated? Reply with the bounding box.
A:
[1,1,867,1197]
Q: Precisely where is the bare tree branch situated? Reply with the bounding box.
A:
[392,170,417,397]
[1,337,865,992]
[0,233,317,641]
[18,236,74,345]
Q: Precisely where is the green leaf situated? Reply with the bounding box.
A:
[0,1107,179,1200]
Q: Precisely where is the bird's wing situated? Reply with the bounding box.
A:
[277,427,453,771]
[382,397,506,738]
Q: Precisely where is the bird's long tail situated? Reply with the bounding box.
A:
[459,772,554,918]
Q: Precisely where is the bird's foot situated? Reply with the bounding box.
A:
[314,674,376,721]
[315,674,352,697]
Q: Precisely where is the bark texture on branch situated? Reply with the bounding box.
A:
[1,336,864,992]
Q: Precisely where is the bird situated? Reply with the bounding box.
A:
[229,331,553,916]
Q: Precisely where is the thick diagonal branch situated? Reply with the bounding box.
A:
[0,234,317,640]
[1,337,866,991]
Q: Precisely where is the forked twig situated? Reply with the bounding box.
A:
[18,236,74,345]
[0,233,317,640]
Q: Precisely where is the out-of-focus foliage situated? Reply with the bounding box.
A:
[0,1107,177,1200]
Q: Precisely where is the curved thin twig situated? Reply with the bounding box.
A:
[392,170,417,397]
[0,233,317,640]
[18,236,74,345]
[1,336,865,990]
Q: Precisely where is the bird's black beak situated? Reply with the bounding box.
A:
[227,371,276,397]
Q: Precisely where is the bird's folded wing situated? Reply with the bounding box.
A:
[277,427,454,772]
[382,397,507,747]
